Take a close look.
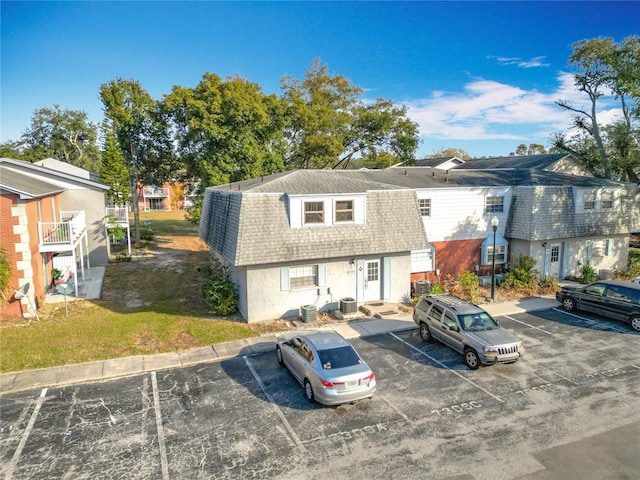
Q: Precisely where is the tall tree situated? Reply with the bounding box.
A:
[100,78,175,246]
[281,59,419,169]
[99,127,130,205]
[555,36,639,181]
[162,73,287,222]
[21,105,101,171]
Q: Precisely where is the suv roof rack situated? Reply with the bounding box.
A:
[425,294,478,312]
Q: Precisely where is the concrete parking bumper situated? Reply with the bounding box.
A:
[0,296,560,395]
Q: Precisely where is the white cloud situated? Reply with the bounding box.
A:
[400,72,624,145]
[489,55,550,68]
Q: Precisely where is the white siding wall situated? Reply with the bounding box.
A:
[416,187,511,241]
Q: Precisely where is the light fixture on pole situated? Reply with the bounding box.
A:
[491,216,499,301]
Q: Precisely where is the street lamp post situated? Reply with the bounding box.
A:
[491,216,499,301]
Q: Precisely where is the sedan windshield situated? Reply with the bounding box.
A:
[317,346,362,370]
[459,312,498,331]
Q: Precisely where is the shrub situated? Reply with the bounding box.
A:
[628,254,640,276]
[458,271,480,303]
[0,246,11,304]
[200,255,238,316]
[538,275,559,294]
[429,283,445,294]
[115,251,132,262]
[581,264,597,283]
[140,226,154,241]
[503,253,537,288]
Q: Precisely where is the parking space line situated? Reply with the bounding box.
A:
[551,308,633,334]
[375,393,412,423]
[5,388,48,480]
[388,333,504,403]
[243,356,307,453]
[151,371,170,480]
[505,315,640,370]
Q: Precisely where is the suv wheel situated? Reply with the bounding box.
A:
[419,322,432,342]
[562,297,576,312]
[630,315,640,332]
[464,348,480,370]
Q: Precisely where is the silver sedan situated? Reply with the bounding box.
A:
[275,330,376,406]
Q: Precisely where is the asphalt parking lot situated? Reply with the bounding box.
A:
[1,308,639,480]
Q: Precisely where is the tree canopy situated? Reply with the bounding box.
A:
[10,105,101,170]
[554,36,639,182]
[100,78,176,245]
[281,59,419,169]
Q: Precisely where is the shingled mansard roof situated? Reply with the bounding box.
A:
[200,168,637,266]
[201,170,429,266]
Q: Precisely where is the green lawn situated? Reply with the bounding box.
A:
[0,211,282,373]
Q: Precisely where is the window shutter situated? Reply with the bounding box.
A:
[382,257,391,300]
[280,267,290,291]
[318,264,327,286]
[605,239,612,256]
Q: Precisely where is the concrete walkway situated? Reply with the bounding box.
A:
[0,295,560,395]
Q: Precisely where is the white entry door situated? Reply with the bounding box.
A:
[364,260,380,301]
[549,244,561,277]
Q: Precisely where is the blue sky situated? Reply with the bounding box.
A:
[2,1,639,158]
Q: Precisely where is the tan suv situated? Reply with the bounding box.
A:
[413,294,524,369]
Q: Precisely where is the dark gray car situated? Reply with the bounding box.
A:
[413,294,524,369]
[556,280,640,332]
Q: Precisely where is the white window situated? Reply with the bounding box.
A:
[584,192,595,210]
[411,248,435,272]
[550,245,559,263]
[334,200,354,223]
[289,265,318,288]
[486,196,504,213]
[418,199,431,217]
[487,245,507,264]
[304,201,324,224]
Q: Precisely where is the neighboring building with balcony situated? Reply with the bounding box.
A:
[138,182,193,211]
[0,158,110,319]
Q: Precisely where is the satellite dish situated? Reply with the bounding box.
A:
[14,282,30,300]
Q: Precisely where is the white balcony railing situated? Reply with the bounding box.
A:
[143,186,170,197]
[39,211,86,246]
[106,206,130,224]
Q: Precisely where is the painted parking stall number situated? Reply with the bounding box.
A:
[431,401,482,416]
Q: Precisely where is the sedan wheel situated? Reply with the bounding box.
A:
[631,315,640,332]
[464,348,480,370]
[276,346,284,366]
[562,297,576,312]
[419,323,432,342]
[304,379,315,403]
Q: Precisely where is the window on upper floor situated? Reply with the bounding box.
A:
[583,192,596,210]
[304,201,324,224]
[418,199,431,217]
[485,196,504,213]
[601,191,613,209]
[334,200,354,222]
